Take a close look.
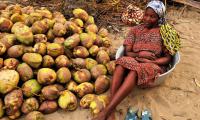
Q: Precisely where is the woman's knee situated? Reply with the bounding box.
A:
[115,65,125,72]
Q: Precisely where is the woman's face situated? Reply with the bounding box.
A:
[142,7,159,28]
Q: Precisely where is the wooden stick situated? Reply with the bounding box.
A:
[172,0,200,9]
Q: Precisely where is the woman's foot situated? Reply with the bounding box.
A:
[92,111,107,120]
[107,111,116,120]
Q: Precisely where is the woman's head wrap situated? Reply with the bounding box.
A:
[147,0,166,25]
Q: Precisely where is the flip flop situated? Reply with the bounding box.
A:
[125,106,139,120]
[141,109,152,120]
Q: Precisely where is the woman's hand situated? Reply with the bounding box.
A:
[138,51,156,60]
[135,57,155,63]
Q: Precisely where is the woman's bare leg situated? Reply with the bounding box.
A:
[92,71,137,120]
[110,65,126,99]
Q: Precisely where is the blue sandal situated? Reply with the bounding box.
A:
[141,109,152,120]
[125,107,139,120]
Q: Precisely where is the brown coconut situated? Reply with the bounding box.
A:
[73,46,89,58]
[39,101,58,114]
[17,63,33,81]
[42,55,55,68]
[55,55,71,68]
[94,75,110,94]
[37,68,57,85]
[7,45,24,58]
[21,97,39,114]
[56,67,71,84]
[73,69,91,83]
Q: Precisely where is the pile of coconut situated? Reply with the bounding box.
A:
[0,4,116,120]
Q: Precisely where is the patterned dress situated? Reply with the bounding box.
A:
[116,24,168,88]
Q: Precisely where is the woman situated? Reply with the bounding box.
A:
[93,1,172,120]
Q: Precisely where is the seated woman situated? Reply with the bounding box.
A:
[93,1,172,120]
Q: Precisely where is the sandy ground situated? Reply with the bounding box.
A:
[16,6,200,120]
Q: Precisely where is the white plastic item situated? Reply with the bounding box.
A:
[115,45,180,86]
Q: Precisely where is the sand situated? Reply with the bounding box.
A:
[17,6,200,120]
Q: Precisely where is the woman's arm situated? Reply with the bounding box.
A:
[152,54,172,65]
[124,45,139,58]
[136,53,172,65]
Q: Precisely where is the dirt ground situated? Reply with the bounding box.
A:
[1,3,196,120]
[28,6,200,120]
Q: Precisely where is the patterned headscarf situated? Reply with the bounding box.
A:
[147,0,166,25]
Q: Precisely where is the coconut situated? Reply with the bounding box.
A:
[0,42,6,55]
[86,16,95,25]
[33,42,46,55]
[54,84,65,91]
[75,82,94,98]
[5,4,22,14]
[71,18,84,27]
[94,75,110,94]
[21,6,34,14]
[85,58,98,70]
[64,33,80,49]
[0,58,3,69]
[94,35,103,46]
[22,79,42,97]
[65,21,82,34]
[4,89,23,115]
[0,34,16,49]
[0,70,19,94]
[85,24,98,33]
[53,37,65,44]
[80,33,93,48]
[46,29,55,41]
[11,22,33,45]
[42,55,55,68]
[73,46,89,58]
[7,45,24,58]
[47,43,64,57]
[8,110,21,120]
[0,17,13,32]
[89,45,99,57]
[66,80,77,92]
[98,27,109,37]
[105,61,116,75]
[90,64,107,79]
[22,53,42,68]
[96,50,110,65]
[55,55,71,68]
[0,99,4,118]
[37,68,57,85]
[58,90,78,111]
[90,95,109,115]
[10,13,25,23]
[39,101,58,114]
[42,18,55,28]
[35,9,53,19]
[33,34,47,43]
[56,67,71,84]
[25,111,44,120]
[31,20,49,34]
[21,97,39,114]
[3,58,19,70]
[23,46,34,53]
[53,22,66,37]
[0,10,11,19]
[80,94,96,108]
[73,8,89,21]
[17,63,33,81]
[41,85,60,100]
[102,37,111,47]
[73,69,91,83]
